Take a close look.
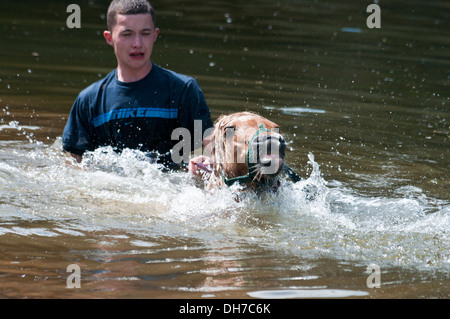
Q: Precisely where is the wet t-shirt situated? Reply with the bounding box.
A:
[62,63,213,161]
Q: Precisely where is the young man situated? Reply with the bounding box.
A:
[62,0,213,169]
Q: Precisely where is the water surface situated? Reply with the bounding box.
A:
[0,0,448,298]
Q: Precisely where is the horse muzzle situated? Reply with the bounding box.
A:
[249,132,286,176]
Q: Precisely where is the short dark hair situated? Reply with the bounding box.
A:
[107,0,156,31]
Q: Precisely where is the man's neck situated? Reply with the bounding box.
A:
[116,62,153,83]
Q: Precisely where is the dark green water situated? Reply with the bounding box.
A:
[0,0,448,299]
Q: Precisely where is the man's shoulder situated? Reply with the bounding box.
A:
[77,70,116,101]
[153,64,197,86]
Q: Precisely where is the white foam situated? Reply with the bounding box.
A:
[0,143,448,271]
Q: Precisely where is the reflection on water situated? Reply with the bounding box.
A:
[0,0,449,298]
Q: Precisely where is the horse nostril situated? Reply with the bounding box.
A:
[253,134,286,159]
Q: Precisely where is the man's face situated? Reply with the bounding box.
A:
[104,13,159,76]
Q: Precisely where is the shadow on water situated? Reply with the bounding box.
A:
[0,0,449,298]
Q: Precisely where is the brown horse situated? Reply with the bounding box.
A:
[189,112,287,192]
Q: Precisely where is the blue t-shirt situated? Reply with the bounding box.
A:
[62,63,213,162]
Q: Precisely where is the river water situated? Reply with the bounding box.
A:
[0,0,448,299]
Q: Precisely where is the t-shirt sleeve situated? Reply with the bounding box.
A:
[62,94,96,156]
[178,79,213,151]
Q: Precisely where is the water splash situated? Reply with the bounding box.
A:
[0,141,449,272]
[0,120,41,144]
